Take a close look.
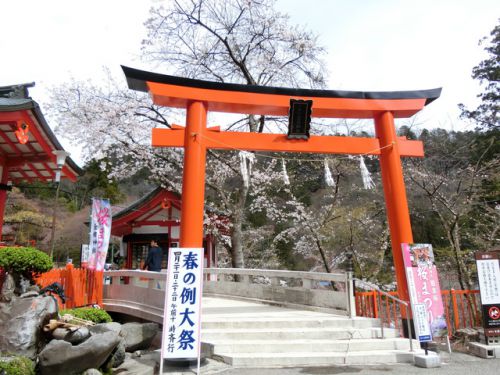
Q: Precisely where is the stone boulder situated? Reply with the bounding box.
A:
[90,322,126,368]
[120,323,159,352]
[52,326,90,345]
[89,322,122,335]
[102,339,126,370]
[38,331,120,375]
[0,295,57,359]
[0,273,15,302]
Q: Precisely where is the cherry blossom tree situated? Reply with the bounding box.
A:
[49,0,327,269]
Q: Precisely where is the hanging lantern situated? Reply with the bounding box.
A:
[161,198,171,210]
[288,99,312,139]
[15,121,29,144]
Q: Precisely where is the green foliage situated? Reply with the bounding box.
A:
[60,307,112,323]
[459,20,500,129]
[0,247,52,279]
[0,353,35,375]
[76,158,126,207]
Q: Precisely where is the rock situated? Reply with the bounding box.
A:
[0,273,15,302]
[89,322,122,335]
[38,331,120,375]
[81,369,102,375]
[120,323,159,352]
[101,339,126,370]
[52,326,90,345]
[28,284,40,293]
[89,322,126,369]
[0,296,57,359]
[20,291,40,298]
[456,328,480,342]
[113,352,157,375]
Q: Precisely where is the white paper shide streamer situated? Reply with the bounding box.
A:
[359,156,375,189]
[239,151,255,188]
[324,159,335,187]
[281,159,290,185]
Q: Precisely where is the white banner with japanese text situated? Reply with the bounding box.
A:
[88,198,112,271]
[162,247,204,359]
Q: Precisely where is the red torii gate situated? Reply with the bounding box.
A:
[122,66,441,322]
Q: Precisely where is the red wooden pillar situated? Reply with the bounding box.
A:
[0,165,9,240]
[375,111,414,320]
[179,101,208,248]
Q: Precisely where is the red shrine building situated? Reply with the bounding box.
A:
[0,83,81,241]
[111,187,217,270]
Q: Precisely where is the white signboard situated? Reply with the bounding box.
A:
[413,303,432,341]
[477,259,500,305]
[161,248,204,360]
[80,244,90,266]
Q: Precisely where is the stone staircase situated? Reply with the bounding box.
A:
[201,297,420,367]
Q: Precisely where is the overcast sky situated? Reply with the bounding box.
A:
[1,0,498,162]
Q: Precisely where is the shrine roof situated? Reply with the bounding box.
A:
[0,83,82,182]
[122,66,441,118]
[113,186,181,221]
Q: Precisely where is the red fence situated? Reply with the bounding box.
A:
[355,289,482,336]
[34,264,103,309]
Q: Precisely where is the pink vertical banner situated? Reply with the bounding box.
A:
[88,198,112,271]
[402,243,448,340]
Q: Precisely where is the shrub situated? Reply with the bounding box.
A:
[60,307,112,323]
[0,247,52,281]
[0,353,35,375]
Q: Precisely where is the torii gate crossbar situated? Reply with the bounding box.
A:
[122,66,441,328]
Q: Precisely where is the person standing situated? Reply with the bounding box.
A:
[143,239,163,272]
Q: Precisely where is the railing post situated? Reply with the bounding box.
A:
[377,292,384,339]
[302,278,312,289]
[451,289,460,331]
[406,303,414,352]
[373,290,379,319]
[240,274,250,284]
[347,271,355,318]
[65,263,74,309]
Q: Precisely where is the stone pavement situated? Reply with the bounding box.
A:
[160,352,500,375]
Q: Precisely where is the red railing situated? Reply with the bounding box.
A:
[34,264,103,309]
[355,289,482,336]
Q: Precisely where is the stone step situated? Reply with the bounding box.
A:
[213,349,420,367]
[208,338,416,353]
[202,327,398,341]
[202,317,378,330]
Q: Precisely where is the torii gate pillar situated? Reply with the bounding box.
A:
[375,112,414,306]
[180,101,208,248]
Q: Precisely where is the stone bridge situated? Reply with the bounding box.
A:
[102,268,418,366]
[102,268,354,323]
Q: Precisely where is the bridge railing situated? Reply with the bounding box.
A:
[203,268,351,314]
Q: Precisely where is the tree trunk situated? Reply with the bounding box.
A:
[230,218,245,269]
